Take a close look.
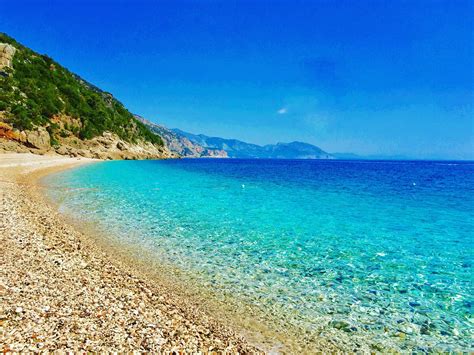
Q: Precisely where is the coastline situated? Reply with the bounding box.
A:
[0,153,263,352]
[4,153,464,352]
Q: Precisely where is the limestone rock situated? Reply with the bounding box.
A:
[116,141,126,151]
[55,145,70,156]
[0,43,16,72]
[77,149,92,158]
[26,128,50,150]
[0,138,29,153]
[18,131,27,143]
[1,125,175,160]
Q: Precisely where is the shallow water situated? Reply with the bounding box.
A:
[44,159,473,351]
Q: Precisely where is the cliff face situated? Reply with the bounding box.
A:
[0,43,16,71]
[136,116,228,158]
[0,120,176,159]
[0,33,169,160]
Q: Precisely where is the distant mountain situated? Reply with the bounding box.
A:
[172,129,334,159]
[136,116,227,158]
[265,141,334,159]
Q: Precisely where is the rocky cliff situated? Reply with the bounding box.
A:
[0,120,175,159]
[136,116,227,158]
[0,33,169,160]
[0,43,16,71]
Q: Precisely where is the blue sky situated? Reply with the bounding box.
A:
[2,0,473,159]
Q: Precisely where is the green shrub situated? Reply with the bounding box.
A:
[0,32,163,146]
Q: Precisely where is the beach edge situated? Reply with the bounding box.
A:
[0,153,264,352]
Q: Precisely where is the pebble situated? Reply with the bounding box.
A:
[0,156,264,353]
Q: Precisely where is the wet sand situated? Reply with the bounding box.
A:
[0,153,263,352]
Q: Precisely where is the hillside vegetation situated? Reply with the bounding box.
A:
[0,33,162,146]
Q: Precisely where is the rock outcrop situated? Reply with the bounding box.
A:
[26,127,51,150]
[0,121,176,160]
[0,43,16,72]
[63,131,177,160]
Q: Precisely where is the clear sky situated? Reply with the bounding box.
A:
[2,0,473,159]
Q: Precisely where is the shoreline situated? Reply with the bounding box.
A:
[0,153,264,352]
[5,153,462,352]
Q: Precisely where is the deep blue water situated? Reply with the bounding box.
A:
[44,159,474,351]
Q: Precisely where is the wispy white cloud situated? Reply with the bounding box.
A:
[277,107,288,114]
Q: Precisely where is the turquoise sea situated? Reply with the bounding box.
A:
[44,159,473,351]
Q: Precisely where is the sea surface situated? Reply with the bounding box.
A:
[44,159,473,351]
